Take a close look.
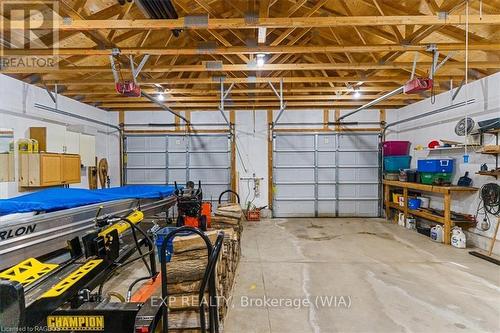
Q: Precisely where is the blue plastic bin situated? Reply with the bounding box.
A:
[155,227,192,262]
[417,159,454,173]
[384,156,412,172]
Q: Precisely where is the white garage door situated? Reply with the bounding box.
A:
[273,132,380,217]
[124,134,231,202]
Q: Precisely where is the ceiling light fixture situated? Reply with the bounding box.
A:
[157,93,165,101]
[353,89,361,99]
[256,53,266,68]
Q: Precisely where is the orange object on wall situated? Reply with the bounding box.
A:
[201,202,212,228]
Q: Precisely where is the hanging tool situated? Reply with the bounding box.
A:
[98,158,109,189]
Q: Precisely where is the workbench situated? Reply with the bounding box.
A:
[383,180,478,244]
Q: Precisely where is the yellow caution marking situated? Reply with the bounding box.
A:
[40,259,103,299]
[98,210,144,240]
[47,315,104,331]
[0,258,58,286]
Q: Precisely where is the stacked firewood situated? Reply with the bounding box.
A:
[166,203,243,332]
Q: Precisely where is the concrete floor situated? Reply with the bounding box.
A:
[224,218,500,333]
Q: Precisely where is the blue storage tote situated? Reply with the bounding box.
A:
[155,227,192,262]
[417,159,454,173]
[384,156,411,172]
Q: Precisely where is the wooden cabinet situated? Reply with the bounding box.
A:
[62,154,81,183]
[0,153,15,182]
[20,153,81,187]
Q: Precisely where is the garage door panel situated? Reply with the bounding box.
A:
[339,134,378,149]
[338,168,378,182]
[338,152,378,165]
[317,135,336,150]
[318,201,335,216]
[317,152,335,166]
[127,136,166,152]
[168,136,188,151]
[339,200,378,216]
[317,169,335,182]
[274,201,315,217]
[274,168,314,183]
[127,153,166,168]
[190,136,228,151]
[318,184,335,199]
[168,169,186,184]
[190,152,228,167]
[189,169,229,183]
[168,152,186,167]
[126,169,166,184]
[275,184,315,199]
[339,184,378,199]
[275,152,314,166]
[275,135,314,150]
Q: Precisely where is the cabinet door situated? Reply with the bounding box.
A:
[79,134,96,167]
[64,131,80,154]
[62,155,81,184]
[39,154,62,186]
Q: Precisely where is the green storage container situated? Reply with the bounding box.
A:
[420,172,452,185]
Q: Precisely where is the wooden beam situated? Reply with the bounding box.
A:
[42,75,464,86]
[100,101,408,109]
[6,43,499,56]
[4,15,499,31]
[5,61,498,74]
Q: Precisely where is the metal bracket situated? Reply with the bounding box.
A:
[410,52,419,80]
[430,49,440,80]
[435,52,456,73]
[132,54,150,80]
[109,55,120,84]
[452,78,465,101]
[218,79,231,125]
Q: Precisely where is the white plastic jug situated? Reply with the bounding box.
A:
[451,227,466,248]
[398,213,405,227]
[430,225,443,243]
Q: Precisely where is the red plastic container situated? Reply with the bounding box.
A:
[382,141,411,156]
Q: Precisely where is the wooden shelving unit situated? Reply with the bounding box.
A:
[383,180,478,245]
[476,128,499,179]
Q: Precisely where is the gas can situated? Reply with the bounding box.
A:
[451,227,466,248]
[430,225,443,243]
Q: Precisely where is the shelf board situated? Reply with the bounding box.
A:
[476,170,500,177]
[386,202,475,225]
[479,149,500,155]
[416,145,482,152]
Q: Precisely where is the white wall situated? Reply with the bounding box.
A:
[0,74,120,198]
[387,71,500,253]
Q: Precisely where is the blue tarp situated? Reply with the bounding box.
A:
[0,185,175,216]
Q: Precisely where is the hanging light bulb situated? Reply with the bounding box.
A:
[256,53,266,68]
[157,93,165,101]
[353,88,361,99]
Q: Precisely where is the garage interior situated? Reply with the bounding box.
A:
[0,0,499,332]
